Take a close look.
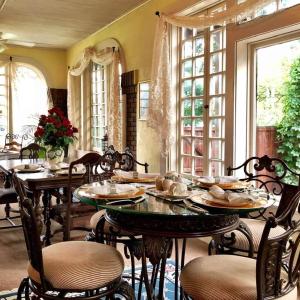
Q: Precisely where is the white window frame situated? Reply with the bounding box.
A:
[0,56,48,145]
[229,3,300,174]
[91,63,108,151]
[175,1,227,177]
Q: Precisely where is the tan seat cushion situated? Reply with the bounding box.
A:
[90,210,131,236]
[28,241,124,290]
[225,218,286,252]
[180,255,298,300]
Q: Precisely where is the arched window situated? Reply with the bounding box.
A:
[0,60,48,144]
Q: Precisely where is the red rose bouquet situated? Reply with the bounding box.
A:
[34,107,78,148]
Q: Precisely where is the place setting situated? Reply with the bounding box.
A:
[77,181,146,206]
[184,183,275,213]
[13,163,44,173]
[112,169,159,184]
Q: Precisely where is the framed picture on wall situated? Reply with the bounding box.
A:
[138,81,150,120]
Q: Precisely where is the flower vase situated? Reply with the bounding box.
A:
[46,147,64,165]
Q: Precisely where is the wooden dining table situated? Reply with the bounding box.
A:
[0,158,84,245]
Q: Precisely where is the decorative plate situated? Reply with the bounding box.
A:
[189,194,271,210]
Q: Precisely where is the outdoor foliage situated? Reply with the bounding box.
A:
[276,57,300,183]
[34,107,78,149]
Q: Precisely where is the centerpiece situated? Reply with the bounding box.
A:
[34,107,78,164]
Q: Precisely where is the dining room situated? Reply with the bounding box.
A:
[0,0,300,299]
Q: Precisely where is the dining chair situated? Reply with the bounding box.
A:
[104,145,149,173]
[19,142,46,159]
[62,152,114,241]
[180,190,300,300]
[0,142,45,230]
[12,173,134,300]
[209,155,300,257]
[3,133,28,151]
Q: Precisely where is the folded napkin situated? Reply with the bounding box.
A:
[114,170,159,179]
[227,192,259,205]
[206,184,260,206]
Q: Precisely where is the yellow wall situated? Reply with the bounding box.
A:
[2,46,67,88]
[67,0,198,172]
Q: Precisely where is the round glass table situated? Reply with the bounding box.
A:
[75,185,242,300]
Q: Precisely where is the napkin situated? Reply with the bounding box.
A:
[114,170,159,179]
[207,185,259,206]
[227,192,259,205]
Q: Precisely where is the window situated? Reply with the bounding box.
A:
[91,63,107,151]
[0,61,48,143]
[138,81,150,120]
[178,3,226,177]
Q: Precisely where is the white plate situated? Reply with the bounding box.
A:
[14,164,41,172]
[190,193,270,209]
[88,184,138,196]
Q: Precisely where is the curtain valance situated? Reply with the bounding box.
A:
[67,46,121,155]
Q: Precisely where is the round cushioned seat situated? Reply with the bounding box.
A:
[27,241,124,290]
[90,210,131,235]
[180,255,297,300]
[224,218,286,252]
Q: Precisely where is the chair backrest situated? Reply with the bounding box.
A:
[104,145,149,173]
[4,133,28,151]
[20,143,46,159]
[256,190,300,299]
[227,155,300,196]
[12,173,46,287]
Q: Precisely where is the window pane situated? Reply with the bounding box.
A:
[210,161,222,176]
[209,74,224,95]
[194,138,203,156]
[210,140,222,159]
[210,30,223,52]
[183,41,193,59]
[183,99,192,117]
[210,119,222,138]
[195,158,204,176]
[182,156,192,174]
[194,57,204,76]
[194,119,203,137]
[182,80,192,97]
[194,37,204,56]
[210,52,222,74]
[194,99,203,117]
[209,97,223,116]
[182,60,193,78]
[194,78,204,96]
[182,137,192,155]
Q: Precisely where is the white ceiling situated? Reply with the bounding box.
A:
[0,0,149,49]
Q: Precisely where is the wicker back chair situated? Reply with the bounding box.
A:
[13,173,134,300]
[180,190,300,300]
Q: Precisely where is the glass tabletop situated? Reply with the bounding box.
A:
[75,183,276,217]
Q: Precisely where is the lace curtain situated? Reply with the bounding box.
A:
[148,0,277,155]
[68,47,121,156]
